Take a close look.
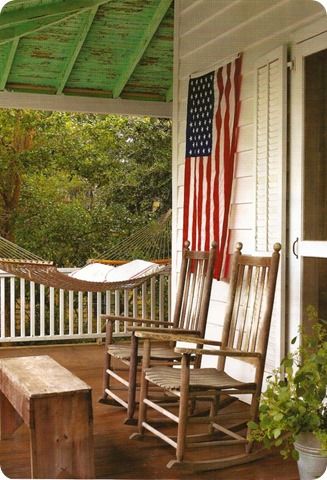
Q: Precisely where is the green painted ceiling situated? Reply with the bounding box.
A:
[0,0,174,102]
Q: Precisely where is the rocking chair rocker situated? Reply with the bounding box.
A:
[132,242,281,471]
[99,240,217,424]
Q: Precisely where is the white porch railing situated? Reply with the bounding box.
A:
[0,268,171,343]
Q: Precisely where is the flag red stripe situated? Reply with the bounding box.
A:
[197,157,204,250]
[192,158,197,250]
[183,157,191,244]
[214,67,224,251]
[205,155,211,251]
[221,56,243,276]
[217,62,232,275]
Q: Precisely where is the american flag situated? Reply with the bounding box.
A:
[183,56,242,279]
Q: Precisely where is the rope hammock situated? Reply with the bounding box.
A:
[93,209,172,265]
[0,211,171,292]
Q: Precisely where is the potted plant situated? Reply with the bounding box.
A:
[248,306,327,480]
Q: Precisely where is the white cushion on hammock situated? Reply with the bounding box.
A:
[69,263,114,282]
[105,259,160,281]
[69,260,160,283]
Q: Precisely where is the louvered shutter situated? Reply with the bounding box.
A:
[255,46,287,371]
[255,46,287,253]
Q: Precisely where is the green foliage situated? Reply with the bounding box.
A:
[0,110,172,266]
[248,307,327,459]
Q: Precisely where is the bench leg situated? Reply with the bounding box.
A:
[0,392,23,440]
[30,392,94,479]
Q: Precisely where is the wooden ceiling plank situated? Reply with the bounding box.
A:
[0,38,19,90]
[56,7,98,95]
[0,0,110,29]
[112,0,173,99]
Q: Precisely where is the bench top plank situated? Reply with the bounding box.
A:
[0,355,91,398]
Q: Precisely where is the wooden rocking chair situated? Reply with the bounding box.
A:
[99,240,217,424]
[132,242,281,471]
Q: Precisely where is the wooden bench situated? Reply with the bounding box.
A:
[0,355,94,479]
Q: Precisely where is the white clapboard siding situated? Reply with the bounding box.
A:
[172,0,324,375]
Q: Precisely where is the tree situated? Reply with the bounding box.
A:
[0,110,172,266]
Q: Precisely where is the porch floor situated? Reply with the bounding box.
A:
[0,343,299,480]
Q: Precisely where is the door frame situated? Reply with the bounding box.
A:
[289,30,327,344]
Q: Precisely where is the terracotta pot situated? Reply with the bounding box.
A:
[294,433,327,480]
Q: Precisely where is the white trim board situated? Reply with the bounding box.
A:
[0,91,173,118]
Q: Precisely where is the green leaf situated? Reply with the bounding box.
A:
[291,449,299,461]
[273,428,281,439]
[273,413,283,422]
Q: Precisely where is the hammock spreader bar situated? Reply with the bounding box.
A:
[0,260,169,292]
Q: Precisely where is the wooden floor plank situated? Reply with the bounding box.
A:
[0,344,300,479]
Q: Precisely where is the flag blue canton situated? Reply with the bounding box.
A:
[185,71,214,157]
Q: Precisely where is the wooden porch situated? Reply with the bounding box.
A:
[0,343,299,480]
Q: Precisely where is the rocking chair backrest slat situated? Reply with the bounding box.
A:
[219,242,281,370]
[172,241,216,337]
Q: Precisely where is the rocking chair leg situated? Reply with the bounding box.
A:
[99,321,112,403]
[125,334,138,424]
[176,355,190,463]
[137,339,151,436]
[208,394,219,434]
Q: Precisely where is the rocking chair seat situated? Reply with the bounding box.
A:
[145,366,257,391]
[108,343,182,361]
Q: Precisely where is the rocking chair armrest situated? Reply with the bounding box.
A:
[101,314,174,327]
[134,331,207,344]
[174,346,262,358]
[127,326,201,335]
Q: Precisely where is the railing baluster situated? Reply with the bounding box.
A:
[30,281,35,337]
[40,284,45,337]
[10,277,15,338]
[20,278,25,338]
[150,277,156,327]
[159,274,164,323]
[49,287,55,337]
[59,289,64,336]
[105,290,111,315]
[78,291,83,335]
[97,292,101,334]
[133,288,138,319]
[123,290,129,333]
[69,291,74,335]
[87,292,92,334]
[115,290,120,334]
[142,282,147,322]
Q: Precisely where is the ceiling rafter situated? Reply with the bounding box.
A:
[56,7,98,95]
[0,0,109,28]
[112,0,173,99]
[0,0,110,45]
[0,38,19,89]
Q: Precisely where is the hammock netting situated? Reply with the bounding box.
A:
[0,211,171,292]
[93,210,172,264]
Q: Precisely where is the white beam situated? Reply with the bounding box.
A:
[0,91,172,118]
